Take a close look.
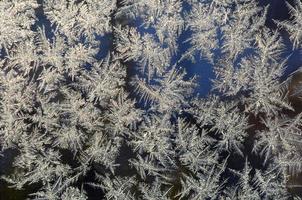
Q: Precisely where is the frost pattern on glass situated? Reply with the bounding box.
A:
[0,0,301,199]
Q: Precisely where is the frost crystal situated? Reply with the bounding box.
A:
[0,0,302,199]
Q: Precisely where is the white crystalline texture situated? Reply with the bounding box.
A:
[0,0,301,199]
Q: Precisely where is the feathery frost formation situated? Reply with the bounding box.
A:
[0,0,301,199]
